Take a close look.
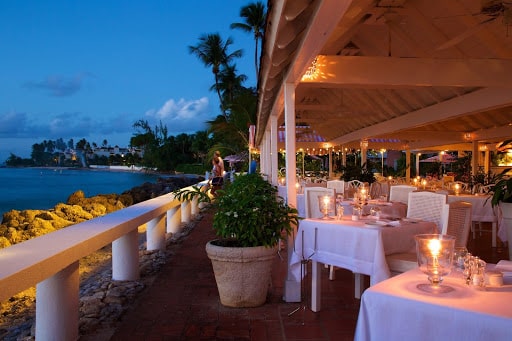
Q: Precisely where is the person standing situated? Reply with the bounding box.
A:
[210,151,225,196]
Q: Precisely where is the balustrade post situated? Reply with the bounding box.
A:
[146,214,166,250]
[36,261,79,341]
[191,197,199,216]
[181,200,191,223]
[166,205,181,233]
[112,228,139,280]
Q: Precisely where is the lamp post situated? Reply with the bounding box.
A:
[380,149,386,176]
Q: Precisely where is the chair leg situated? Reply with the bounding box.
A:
[329,265,336,280]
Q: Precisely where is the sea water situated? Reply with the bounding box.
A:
[0,167,160,216]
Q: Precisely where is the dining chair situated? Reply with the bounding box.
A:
[406,191,448,232]
[441,201,472,248]
[303,187,338,280]
[327,180,345,196]
[386,200,472,275]
[345,180,364,198]
[369,182,383,200]
[389,185,417,204]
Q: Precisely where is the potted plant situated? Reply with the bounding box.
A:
[174,172,299,307]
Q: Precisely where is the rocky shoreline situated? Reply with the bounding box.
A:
[0,175,206,340]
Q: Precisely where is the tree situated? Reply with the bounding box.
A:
[213,64,247,105]
[188,33,242,119]
[230,1,266,81]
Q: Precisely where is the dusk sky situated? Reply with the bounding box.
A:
[0,0,256,161]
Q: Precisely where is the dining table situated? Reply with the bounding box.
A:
[354,266,512,340]
[289,216,436,311]
[447,193,500,246]
[278,184,405,220]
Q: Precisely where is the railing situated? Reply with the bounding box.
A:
[0,182,205,341]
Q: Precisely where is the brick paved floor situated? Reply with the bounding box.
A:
[109,211,506,340]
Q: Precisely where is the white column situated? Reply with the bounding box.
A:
[416,153,420,176]
[271,114,279,186]
[112,228,139,280]
[181,200,191,223]
[328,148,333,179]
[472,141,479,176]
[36,261,79,341]
[360,140,368,167]
[190,196,199,216]
[284,82,300,302]
[147,214,166,250]
[166,205,181,233]
[484,149,490,174]
[405,149,411,183]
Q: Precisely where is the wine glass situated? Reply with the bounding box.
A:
[415,234,456,293]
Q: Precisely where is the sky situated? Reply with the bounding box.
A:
[0,0,257,161]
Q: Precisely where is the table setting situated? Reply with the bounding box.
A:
[354,233,512,340]
[289,207,437,309]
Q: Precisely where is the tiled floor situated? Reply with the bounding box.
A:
[109,212,508,340]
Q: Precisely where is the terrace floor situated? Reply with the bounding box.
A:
[105,211,508,341]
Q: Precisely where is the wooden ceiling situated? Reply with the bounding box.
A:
[256,0,512,153]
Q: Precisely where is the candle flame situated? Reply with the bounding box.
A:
[428,239,441,256]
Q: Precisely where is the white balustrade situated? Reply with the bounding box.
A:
[0,183,204,341]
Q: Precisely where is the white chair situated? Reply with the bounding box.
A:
[345,180,364,198]
[441,201,473,248]
[387,200,472,275]
[389,185,417,204]
[304,187,335,219]
[406,191,448,232]
[327,180,345,196]
[304,187,337,280]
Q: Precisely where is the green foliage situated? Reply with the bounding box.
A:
[212,173,299,247]
[340,163,376,184]
[173,173,299,248]
[490,168,512,207]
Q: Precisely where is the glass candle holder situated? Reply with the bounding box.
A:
[415,234,456,293]
[318,195,334,219]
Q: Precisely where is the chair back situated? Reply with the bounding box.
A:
[389,185,417,204]
[327,180,345,196]
[407,191,448,232]
[441,201,472,248]
[345,180,364,198]
[304,187,335,218]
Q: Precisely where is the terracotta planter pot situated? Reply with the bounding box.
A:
[205,240,277,307]
[499,202,512,260]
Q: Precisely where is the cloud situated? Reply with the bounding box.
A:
[0,111,28,134]
[145,97,212,134]
[24,73,93,97]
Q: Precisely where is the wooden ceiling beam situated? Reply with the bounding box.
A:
[303,55,512,87]
[329,87,512,145]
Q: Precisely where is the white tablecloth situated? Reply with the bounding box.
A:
[290,217,436,310]
[355,267,512,341]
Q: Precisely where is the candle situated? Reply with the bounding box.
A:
[454,183,460,195]
[421,179,427,190]
[428,239,441,276]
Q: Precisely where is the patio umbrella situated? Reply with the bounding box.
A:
[420,154,458,164]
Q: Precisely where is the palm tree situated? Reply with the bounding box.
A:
[230,1,266,81]
[188,33,242,119]
[211,64,247,105]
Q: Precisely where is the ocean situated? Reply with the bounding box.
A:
[0,167,161,216]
